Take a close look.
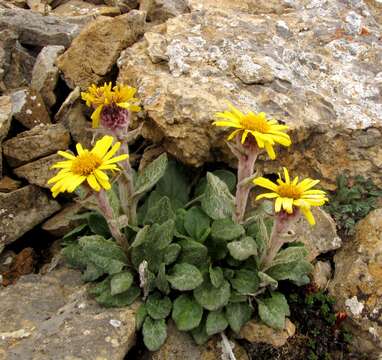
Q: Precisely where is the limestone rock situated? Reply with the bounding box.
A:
[0,95,12,178]
[31,45,65,109]
[41,202,83,237]
[151,320,248,360]
[0,176,21,193]
[104,0,138,13]
[0,185,60,247]
[27,0,50,13]
[145,31,168,63]
[139,0,189,23]
[11,88,51,129]
[2,123,70,167]
[0,266,137,360]
[311,260,332,290]
[13,154,61,189]
[57,10,146,89]
[0,8,81,47]
[329,209,382,356]
[52,0,121,17]
[240,318,296,348]
[117,3,382,188]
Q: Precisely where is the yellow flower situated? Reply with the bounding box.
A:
[213,102,291,159]
[81,83,141,128]
[47,136,128,198]
[253,168,329,225]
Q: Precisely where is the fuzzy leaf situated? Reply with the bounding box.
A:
[191,320,210,345]
[184,207,211,242]
[172,294,203,331]
[201,173,234,220]
[144,196,175,225]
[110,271,133,295]
[269,246,308,268]
[146,292,172,320]
[257,292,290,329]
[156,263,170,295]
[193,280,231,311]
[163,243,181,265]
[258,272,278,290]
[136,304,147,330]
[230,269,260,294]
[266,259,313,286]
[178,239,208,266]
[142,317,167,351]
[88,213,110,238]
[95,285,140,308]
[62,243,88,269]
[167,263,203,291]
[206,310,228,336]
[227,236,258,261]
[211,219,245,241]
[148,219,175,250]
[225,302,253,333]
[131,225,150,248]
[82,262,104,282]
[209,266,224,288]
[62,223,88,240]
[195,170,236,196]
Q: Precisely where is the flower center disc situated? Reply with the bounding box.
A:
[277,184,302,199]
[71,153,102,176]
[241,115,270,133]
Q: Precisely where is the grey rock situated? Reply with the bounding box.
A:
[145,31,168,63]
[0,266,137,360]
[31,45,65,109]
[11,88,51,129]
[139,0,189,23]
[2,123,70,167]
[233,55,275,84]
[0,185,60,247]
[52,0,121,17]
[312,261,331,290]
[0,8,81,47]
[0,95,12,178]
[13,153,61,188]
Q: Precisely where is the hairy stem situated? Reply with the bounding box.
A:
[95,189,129,252]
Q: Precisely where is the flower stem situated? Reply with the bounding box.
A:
[95,189,129,252]
[234,139,259,224]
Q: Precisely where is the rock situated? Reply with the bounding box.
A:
[104,0,138,13]
[240,318,296,348]
[55,87,93,147]
[0,185,60,247]
[329,209,382,356]
[145,31,168,63]
[42,202,83,237]
[31,45,65,109]
[0,8,81,47]
[0,177,21,193]
[52,0,121,17]
[233,55,275,85]
[13,154,61,188]
[139,0,189,23]
[27,0,50,13]
[311,261,332,290]
[2,123,70,167]
[11,88,51,129]
[289,208,342,261]
[0,266,137,359]
[0,95,12,178]
[117,3,382,188]
[57,10,146,89]
[151,320,248,360]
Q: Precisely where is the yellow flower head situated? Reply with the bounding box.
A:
[213,102,291,159]
[47,136,128,198]
[253,168,329,225]
[81,83,141,128]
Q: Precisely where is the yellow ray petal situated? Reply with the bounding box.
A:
[253,177,279,191]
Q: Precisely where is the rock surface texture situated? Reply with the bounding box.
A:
[118,1,382,189]
[329,209,382,356]
[0,267,137,360]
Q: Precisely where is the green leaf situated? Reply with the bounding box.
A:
[172,294,203,331]
[156,160,190,208]
[82,262,105,282]
[131,225,150,248]
[62,223,88,240]
[62,243,88,269]
[134,153,168,196]
[266,259,313,286]
[88,277,110,297]
[107,186,120,216]
[156,263,170,294]
[269,246,308,268]
[225,302,253,333]
[211,219,245,241]
[230,269,260,294]
[184,207,210,242]
[144,196,175,225]
[110,271,133,295]
[147,219,175,250]
[142,317,167,351]
[167,263,203,291]
[229,291,247,303]
[195,170,236,196]
[95,285,140,308]
[227,236,257,261]
[191,320,210,345]
[146,292,172,320]
[201,173,234,220]
[163,243,181,265]
[88,213,111,238]
[175,208,188,236]
[136,304,147,330]
[193,280,231,311]
[206,238,228,261]
[258,272,278,290]
[178,239,208,266]
[209,266,224,288]
[206,310,228,335]
[257,292,290,329]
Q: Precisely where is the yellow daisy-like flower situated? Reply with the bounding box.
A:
[253,168,329,225]
[81,83,141,128]
[213,102,291,159]
[47,135,128,198]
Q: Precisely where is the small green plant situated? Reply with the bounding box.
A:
[326,175,382,235]
[49,83,330,353]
